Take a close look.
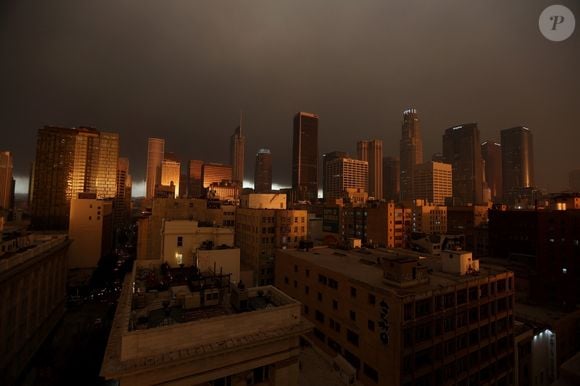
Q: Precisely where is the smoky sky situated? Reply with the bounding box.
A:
[1,0,579,194]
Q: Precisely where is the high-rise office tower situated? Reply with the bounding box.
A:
[357,139,383,199]
[501,127,534,201]
[399,108,423,202]
[324,157,368,201]
[146,138,165,199]
[113,157,132,228]
[413,161,453,206]
[230,121,245,186]
[254,149,272,193]
[443,123,484,205]
[30,126,119,230]
[160,153,181,198]
[481,141,503,202]
[383,156,400,202]
[292,112,319,202]
[0,151,13,211]
[322,151,348,199]
[202,163,232,188]
[187,160,204,198]
[569,170,580,192]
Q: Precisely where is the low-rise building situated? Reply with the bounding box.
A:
[0,233,71,386]
[100,263,312,386]
[276,246,515,386]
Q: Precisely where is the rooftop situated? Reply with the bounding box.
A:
[0,233,69,273]
[279,247,512,296]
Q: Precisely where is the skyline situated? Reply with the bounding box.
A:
[2,0,579,195]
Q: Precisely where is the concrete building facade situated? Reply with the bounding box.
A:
[414,161,452,206]
[276,247,516,386]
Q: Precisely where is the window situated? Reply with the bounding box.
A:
[404,303,413,321]
[350,287,357,298]
[347,329,359,347]
[368,293,376,305]
[350,310,356,322]
[177,236,183,247]
[332,299,338,310]
[293,280,297,288]
[368,320,375,331]
[313,327,325,342]
[305,285,310,295]
[294,265,298,272]
[284,276,289,284]
[306,269,310,277]
[363,363,379,383]
[315,310,325,323]
[318,274,328,285]
[317,292,323,301]
[304,305,309,314]
[328,278,338,289]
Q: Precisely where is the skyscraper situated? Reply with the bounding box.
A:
[146,138,165,199]
[383,156,400,202]
[202,163,232,188]
[230,120,245,186]
[322,151,348,199]
[481,141,503,202]
[254,148,272,193]
[501,127,534,202]
[30,126,119,230]
[442,123,484,205]
[160,153,181,198]
[413,161,452,206]
[187,159,204,198]
[0,151,13,212]
[113,157,132,228]
[292,112,319,202]
[324,157,368,201]
[357,139,383,199]
[399,108,423,202]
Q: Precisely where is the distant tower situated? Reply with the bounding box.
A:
[442,123,484,205]
[114,157,132,227]
[481,141,503,202]
[323,151,349,199]
[254,149,273,193]
[187,160,204,198]
[357,139,383,199]
[383,156,400,202]
[0,151,13,212]
[292,112,319,202]
[146,138,165,199]
[501,127,534,201]
[399,108,423,202]
[160,153,181,198]
[231,114,246,186]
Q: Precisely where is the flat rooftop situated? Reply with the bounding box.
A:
[280,247,512,296]
[0,233,69,273]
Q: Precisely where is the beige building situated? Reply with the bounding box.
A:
[411,199,448,235]
[235,208,307,286]
[137,198,236,261]
[67,196,113,269]
[276,247,515,386]
[241,193,287,209]
[0,234,71,386]
[366,201,411,248]
[325,157,368,201]
[413,161,452,206]
[100,263,312,386]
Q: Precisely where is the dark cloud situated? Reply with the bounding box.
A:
[1,0,579,193]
